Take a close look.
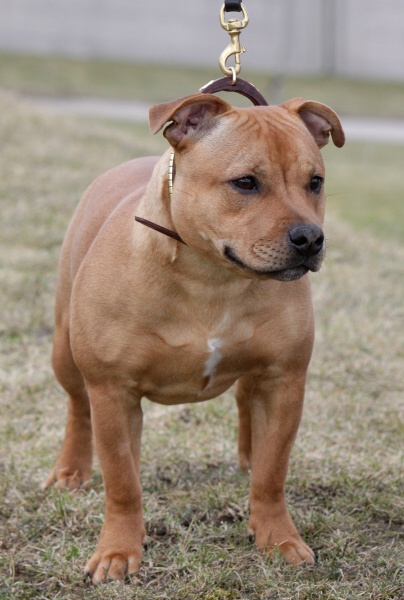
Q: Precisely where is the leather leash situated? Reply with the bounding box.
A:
[135,77,268,246]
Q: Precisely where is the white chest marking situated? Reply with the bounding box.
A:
[203,338,223,378]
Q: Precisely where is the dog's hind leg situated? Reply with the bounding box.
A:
[235,376,254,474]
[43,311,93,490]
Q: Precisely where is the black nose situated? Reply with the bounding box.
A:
[288,224,324,257]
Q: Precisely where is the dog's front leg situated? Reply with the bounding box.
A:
[246,373,315,565]
[84,385,146,583]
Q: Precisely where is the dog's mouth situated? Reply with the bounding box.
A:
[224,245,312,281]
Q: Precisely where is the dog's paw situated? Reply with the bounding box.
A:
[272,538,315,565]
[251,526,315,565]
[84,549,142,584]
[248,515,315,566]
[42,466,91,491]
[84,518,146,584]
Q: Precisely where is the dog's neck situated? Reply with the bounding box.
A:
[135,151,186,245]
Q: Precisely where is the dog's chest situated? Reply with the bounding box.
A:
[203,337,223,378]
[143,311,258,403]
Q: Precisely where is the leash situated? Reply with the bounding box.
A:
[135,2,268,247]
[219,1,249,82]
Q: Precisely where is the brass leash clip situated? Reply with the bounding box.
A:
[219,3,249,83]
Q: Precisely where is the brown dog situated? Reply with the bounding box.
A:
[44,93,344,583]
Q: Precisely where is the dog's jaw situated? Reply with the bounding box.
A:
[223,245,314,281]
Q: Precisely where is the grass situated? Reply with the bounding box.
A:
[323,143,404,244]
[3,51,404,118]
[0,75,403,599]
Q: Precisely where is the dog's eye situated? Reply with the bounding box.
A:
[309,176,324,194]
[231,176,258,191]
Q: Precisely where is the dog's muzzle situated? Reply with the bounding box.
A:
[224,224,325,281]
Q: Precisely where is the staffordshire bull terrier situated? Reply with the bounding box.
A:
[44,93,344,582]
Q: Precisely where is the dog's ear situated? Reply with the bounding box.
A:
[149,94,232,148]
[281,98,345,149]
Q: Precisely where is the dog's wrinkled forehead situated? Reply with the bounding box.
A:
[207,106,316,153]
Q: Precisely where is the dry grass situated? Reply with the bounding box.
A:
[0,90,403,599]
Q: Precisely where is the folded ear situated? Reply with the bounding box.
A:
[149,94,232,148]
[281,97,345,149]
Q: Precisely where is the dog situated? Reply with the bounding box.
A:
[44,92,344,583]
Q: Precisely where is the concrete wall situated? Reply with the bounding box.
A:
[1,0,404,81]
[335,0,404,80]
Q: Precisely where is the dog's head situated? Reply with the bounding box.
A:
[149,93,344,281]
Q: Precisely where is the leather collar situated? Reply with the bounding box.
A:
[134,215,185,245]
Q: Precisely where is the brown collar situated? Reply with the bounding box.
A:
[134,215,185,245]
[135,76,268,246]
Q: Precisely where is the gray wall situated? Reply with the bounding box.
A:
[1,0,404,80]
[335,0,404,80]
